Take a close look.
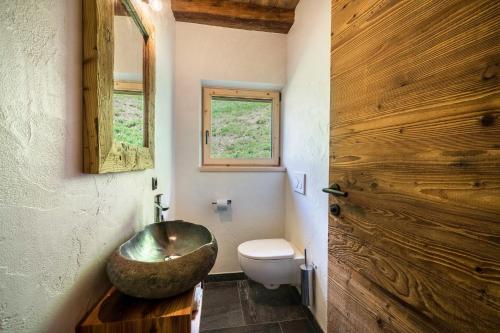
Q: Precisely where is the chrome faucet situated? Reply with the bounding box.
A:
[154,194,170,223]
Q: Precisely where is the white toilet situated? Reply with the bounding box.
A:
[238,238,304,289]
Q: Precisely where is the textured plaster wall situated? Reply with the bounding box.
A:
[282,0,331,330]
[0,1,175,332]
[174,23,287,273]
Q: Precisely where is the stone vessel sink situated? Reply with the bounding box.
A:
[107,220,217,299]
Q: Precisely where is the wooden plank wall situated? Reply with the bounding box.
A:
[329,0,500,332]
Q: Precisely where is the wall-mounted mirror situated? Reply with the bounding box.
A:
[113,0,145,147]
[83,0,155,174]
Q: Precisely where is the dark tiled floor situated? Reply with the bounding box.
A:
[202,323,282,333]
[279,319,316,333]
[238,280,306,325]
[200,279,319,333]
[200,281,245,331]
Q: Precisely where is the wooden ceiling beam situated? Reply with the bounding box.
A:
[230,0,300,10]
[171,0,296,34]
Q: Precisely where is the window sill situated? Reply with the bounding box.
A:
[199,166,287,173]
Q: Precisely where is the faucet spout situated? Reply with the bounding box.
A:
[154,194,170,223]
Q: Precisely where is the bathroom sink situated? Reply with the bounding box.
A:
[107,220,217,299]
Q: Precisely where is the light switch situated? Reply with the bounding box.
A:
[293,172,306,195]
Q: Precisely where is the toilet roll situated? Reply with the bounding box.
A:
[215,199,230,210]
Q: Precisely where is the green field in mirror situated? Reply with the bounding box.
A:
[210,97,273,159]
[113,0,145,147]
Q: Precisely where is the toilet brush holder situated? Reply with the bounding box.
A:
[300,264,314,306]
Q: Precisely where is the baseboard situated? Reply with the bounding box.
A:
[205,271,247,283]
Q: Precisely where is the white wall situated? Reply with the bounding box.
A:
[0,1,175,332]
[174,23,287,273]
[283,0,331,331]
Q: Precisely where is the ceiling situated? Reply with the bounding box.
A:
[171,0,301,34]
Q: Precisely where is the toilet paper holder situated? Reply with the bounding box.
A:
[211,200,232,205]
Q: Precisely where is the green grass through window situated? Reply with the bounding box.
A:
[113,92,144,147]
[211,98,272,159]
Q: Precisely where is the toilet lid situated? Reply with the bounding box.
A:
[238,239,295,260]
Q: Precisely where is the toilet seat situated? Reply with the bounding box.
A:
[238,239,295,260]
[238,238,304,289]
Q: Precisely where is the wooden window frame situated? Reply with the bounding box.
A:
[202,87,281,167]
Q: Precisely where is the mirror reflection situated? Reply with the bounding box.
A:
[113,0,145,147]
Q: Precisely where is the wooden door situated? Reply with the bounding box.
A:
[328,1,500,332]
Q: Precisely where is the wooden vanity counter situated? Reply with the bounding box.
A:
[76,284,202,333]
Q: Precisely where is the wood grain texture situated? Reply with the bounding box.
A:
[76,287,195,333]
[171,0,296,33]
[83,0,155,174]
[230,0,300,9]
[329,0,500,332]
[114,80,144,92]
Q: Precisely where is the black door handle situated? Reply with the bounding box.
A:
[322,184,348,197]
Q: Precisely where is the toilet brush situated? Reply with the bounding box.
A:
[301,249,313,306]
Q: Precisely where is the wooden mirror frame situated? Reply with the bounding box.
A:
[83,0,155,174]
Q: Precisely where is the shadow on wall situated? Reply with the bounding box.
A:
[63,0,83,180]
[43,213,136,332]
[45,260,110,332]
[215,205,233,223]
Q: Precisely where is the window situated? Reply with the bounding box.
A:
[202,87,281,167]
